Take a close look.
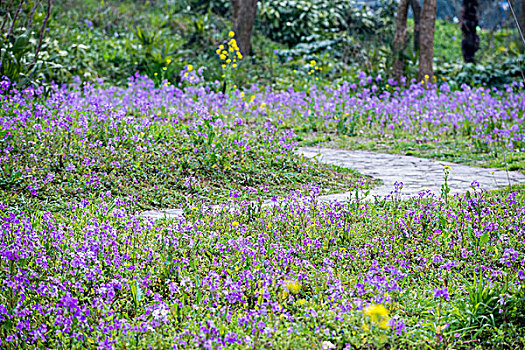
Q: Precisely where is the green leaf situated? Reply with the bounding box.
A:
[479,232,490,245]
[12,31,31,56]
[129,280,142,308]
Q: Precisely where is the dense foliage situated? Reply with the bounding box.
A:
[2,180,525,349]
[1,1,525,349]
[0,0,52,86]
[2,0,523,89]
[1,70,525,348]
[0,75,365,213]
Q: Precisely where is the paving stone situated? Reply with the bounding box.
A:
[297,147,525,202]
[141,208,184,220]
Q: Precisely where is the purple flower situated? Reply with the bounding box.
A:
[434,287,450,301]
[391,316,406,335]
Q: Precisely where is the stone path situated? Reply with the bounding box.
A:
[141,147,525,219]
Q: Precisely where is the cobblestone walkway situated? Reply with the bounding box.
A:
[142,147,525,219]
[299,147,525,202]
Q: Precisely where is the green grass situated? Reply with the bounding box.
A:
[1,94,373,214]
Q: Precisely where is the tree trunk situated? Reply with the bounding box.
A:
[518,0,525,39]
[418,0,437,82]
[410,0,421,53]
[393,0,410,81]
[231,0,258,57]
[461,0,480,63]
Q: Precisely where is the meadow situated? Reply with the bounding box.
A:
[1,68,525,349]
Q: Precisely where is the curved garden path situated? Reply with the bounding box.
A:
[141,147,525,219]
[298,147,525,201]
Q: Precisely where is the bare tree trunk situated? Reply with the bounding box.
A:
[418,0,437,82]
[393,0,410,81]
[0,0,16,34]
[29,0,51,69]
[461,0,480,63]
[6,0,25,39]
[232,0,239,28]
[410,0,421,53]
[231,0,258,57]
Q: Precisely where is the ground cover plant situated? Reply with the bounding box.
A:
[1,69,525,349]
[2,0,525,348]
[1,170,525,349]
[3,69,525,215]
[0,75,366,213]
[293,77,525,173]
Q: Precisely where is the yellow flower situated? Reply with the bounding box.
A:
[162,67,167,71]
[310,60,316,67]
[237,52,243,59]
[443,165,451,172]
[154,72,158,76]
[226,59,231,63]
[240,92,245,97]
[379,319,390,329]
[219,44,224,50]
[424,74,429,80]
[232,63,237,68]
[280,289,289,300]
[284,280,301,295]
[184,72,188,77]
[222,64,226,69]
[232,221,240,226]
[228,30,235,37]
[187,64,193,71]
[220,54,226,60]
[216,49,221,54]
[363,304,389,323]
[233,85,237,89]
[166,58,172,64]
[229,47,234,52]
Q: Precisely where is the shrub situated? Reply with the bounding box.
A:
[0,0,52,87]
